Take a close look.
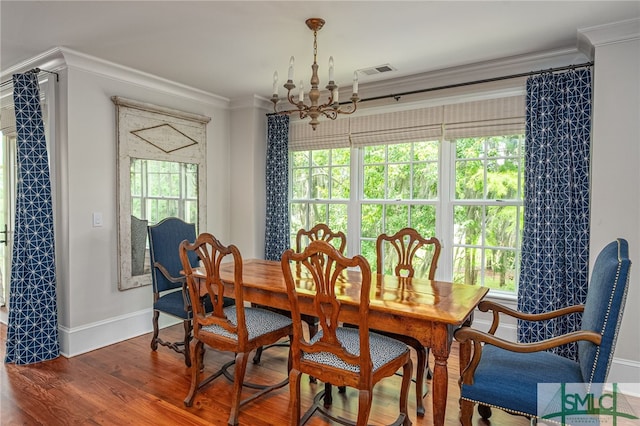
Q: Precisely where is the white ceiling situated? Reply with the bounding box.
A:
[2,1,639,101]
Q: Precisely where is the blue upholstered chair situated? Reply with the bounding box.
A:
[180,233,293,426]
[148,217,228,366]
[281,240,413,426]
[455,238,632,425]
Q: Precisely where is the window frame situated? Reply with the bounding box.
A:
[288,92,526,298]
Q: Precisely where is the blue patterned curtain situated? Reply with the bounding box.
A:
[517,69,592,360]
[5,73,59,364]
[264,115,290,261]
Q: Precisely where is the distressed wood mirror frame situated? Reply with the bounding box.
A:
[112,96,210,290]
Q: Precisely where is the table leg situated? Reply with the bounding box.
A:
[431,325,452,426]
[431,352,448,426]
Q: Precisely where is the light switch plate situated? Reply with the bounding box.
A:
[92,212,103,227]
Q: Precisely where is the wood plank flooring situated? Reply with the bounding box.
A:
[1,323,532,425]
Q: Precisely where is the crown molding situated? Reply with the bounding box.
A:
[2,46,230,109]
[58,47,230,108]
[578,18,640,49]
[0,47,67,81]
[229,94,271,112]
[358,47,589,101]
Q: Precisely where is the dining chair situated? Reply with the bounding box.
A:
[455,238,632,425]
[148,217,223,366]
[375,227,441,417]
[180,232,293,426]
[281,240,413,426]
[253,223,347,366]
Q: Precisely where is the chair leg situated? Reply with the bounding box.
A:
[400,358,412,426]
[425,347,433,379]
[289,368,302,426]
[252,346,264,364]
[414,345,427,417]
[228,351,250,426]
[356,389,373,426]
[323,382,333,408]
[151,310,160,350]
[184,339,203,407]
[478,404,492,419]
[182,319,192,368]
[459,398,474,426]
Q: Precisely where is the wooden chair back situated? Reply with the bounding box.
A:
[180,232,249,348]
[296,223,346,254]
[376,227,441,279]
[283,240,373,385]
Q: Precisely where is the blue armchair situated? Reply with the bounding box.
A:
[148,217,232,366]
[454,238,632,424]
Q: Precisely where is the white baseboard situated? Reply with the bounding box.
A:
[58,308,179,358]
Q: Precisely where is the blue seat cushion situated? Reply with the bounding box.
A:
[461,344,583,416]
[154,290,224,319]
[201,306,292,341]
[303,327,409,373]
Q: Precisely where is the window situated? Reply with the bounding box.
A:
[288,94,525,295]
[451,135,524,293]
[359,141,439,274]
[289,148,350,248]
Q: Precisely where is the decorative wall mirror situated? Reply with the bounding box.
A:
[112,96,210,290]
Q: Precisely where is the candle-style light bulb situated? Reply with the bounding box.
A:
[328,56,334,82]
[299,80,304,102]
[272,71,278,96]
[352,71,359,95]
[288,56,295,81]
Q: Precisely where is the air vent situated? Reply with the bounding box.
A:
[358,64,397,76]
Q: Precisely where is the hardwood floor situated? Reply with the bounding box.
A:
[1,323,531,425]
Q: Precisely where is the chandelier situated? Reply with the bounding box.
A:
[271,18,359,130]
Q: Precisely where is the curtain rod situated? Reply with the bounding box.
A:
[359,61,593,104]
[0,68,59,89]
[267,61,593,115]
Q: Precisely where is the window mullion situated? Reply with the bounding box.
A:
[439,139,454,282]
[348,146,361,257]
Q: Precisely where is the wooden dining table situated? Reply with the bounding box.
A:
[209,258,489,426]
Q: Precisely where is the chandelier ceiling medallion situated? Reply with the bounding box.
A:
[271,18,360,130]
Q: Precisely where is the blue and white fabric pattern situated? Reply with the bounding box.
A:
[5,73,59,365]
[303,327,409,372]
[202,306,292,341]
[517,69,592,360]
[264,115,290,261]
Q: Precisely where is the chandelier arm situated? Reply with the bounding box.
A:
[273,106,308,116]
[335,103,358,115]
[320,109,338,120]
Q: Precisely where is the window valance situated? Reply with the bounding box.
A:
[288,94,525,150]
[288,116,350,151]
[443,96,525,139]
[350,106,444,147]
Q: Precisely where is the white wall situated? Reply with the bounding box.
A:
[581,19,640,384]
[46,48,231,356]
[228,98,270,259]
